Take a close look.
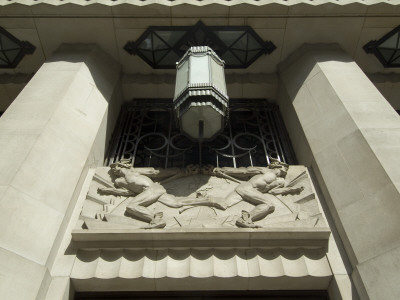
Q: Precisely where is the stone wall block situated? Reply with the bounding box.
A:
[44,276,71,300]
[305,71,341,113]
[277,82,313,166]
[0,248,48,300]
[328,274,360,300]
[279,44,400,299]
[0,185,64,264]
[343,100,400,130]
[324,68,385,103]
[0,44,121,299]
[301,102,358,154]
[11,69,78,105]
[279,54,321,100]
[313,144,364,213]
[0,134,38,186]
[353,245,400,300]
[291,85,321,128]
[0,99,59,135]
[361,128,400,191]
[338,181,400,264]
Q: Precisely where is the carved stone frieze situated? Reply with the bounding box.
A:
[77,159,327,231]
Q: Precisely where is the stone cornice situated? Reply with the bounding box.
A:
[72,228,330,249]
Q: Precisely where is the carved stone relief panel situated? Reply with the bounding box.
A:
[76,160,327,231]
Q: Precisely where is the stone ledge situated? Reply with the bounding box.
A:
[72,228,330,249]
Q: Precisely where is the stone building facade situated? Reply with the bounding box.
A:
[0,1,399,299]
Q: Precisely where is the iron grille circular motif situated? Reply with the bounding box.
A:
[106,100,296,168]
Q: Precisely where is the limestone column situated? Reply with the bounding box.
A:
[0,44,121,299]
[278,44,400,300]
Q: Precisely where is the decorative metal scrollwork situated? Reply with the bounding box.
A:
[106,99,296,168]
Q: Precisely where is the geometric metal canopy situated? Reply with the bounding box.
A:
[124,21,276,69]
[364,25,400,68]
[0,27,35,68]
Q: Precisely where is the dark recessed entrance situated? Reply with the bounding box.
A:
[75,290,329,300]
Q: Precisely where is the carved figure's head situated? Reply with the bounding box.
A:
[110,159,132,176]
[268,157,289,177]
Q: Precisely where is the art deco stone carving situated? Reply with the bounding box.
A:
[78,159,326,230]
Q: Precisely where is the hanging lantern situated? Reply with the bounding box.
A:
[173,46,229,141]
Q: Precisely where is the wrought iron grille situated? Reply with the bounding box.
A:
[105,99,296,168]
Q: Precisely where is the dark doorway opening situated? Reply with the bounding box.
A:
[75,290,329,300]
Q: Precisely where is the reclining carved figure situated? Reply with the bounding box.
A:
[207,159,304,228]
[98,159,223,228]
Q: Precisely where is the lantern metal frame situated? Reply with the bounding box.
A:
[364,25,400,68]
[0,26,35,69]
[124,21,276,69]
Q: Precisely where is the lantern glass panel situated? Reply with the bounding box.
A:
[393,53,400,63]
[153,34,169,50]
[138,37,152,50]
[141,50,153,62]
[232,49,246,63]
[154,49,169,63]
[380,34,399,49]
[189,55,210,84]
[221,50,241,65]
[175,59,189,98]
[0,35,18,50]
[211,58,226,94]
[379,48,395,61]
[0,52,7,63]
[160,51,180,65]
[154,31,186,46]
[232,34,247,50]
[214,31,244,47]
[5,49,19,62]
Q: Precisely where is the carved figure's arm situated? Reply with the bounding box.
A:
[269,186,304,196]
[97,187,134,196]
[130,167,159,177]
[124,167,189,183]
[213,166,267,180]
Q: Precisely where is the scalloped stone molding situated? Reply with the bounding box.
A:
[1,0,400,7]
[71,248,332,292]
